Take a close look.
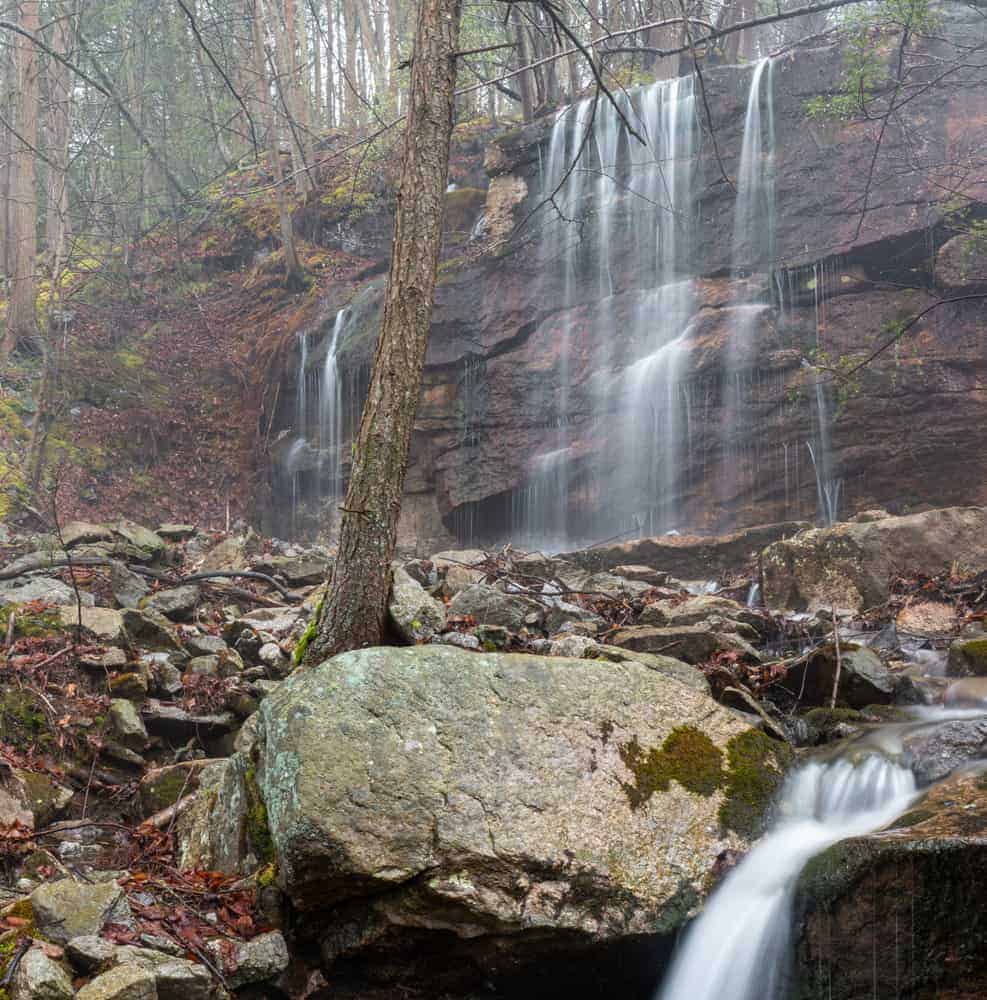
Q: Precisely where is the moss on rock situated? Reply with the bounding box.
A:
[619,725,725,809]
[719,729,794,838]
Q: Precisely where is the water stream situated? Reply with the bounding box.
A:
[657,754,917,1000]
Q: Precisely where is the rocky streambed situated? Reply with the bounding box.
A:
[2,507,987,996]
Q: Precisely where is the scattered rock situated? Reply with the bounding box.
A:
[59,605,124,641]
[447,582,542,631]
[610,625,760,665]
[108,671,149,700]
[113,521,166,559]
[67,934,118,973]
[475,623,510,648]
[612,565,668,586]
[251,554,328,586]
[154,959,213,1000]
[549,634,597,658]
[142,701,236,742]
[213,930,289,989]
[947,635,987,676]
[640,595,762,633]
[9,768,73,826]
[435,631,480,651]
[62,522,114,548]
[785,644,896,709]
[388,566,447,642]
[122,609,186,656]
[109,699,149,750]
[76,962,157,1000]
[904,718,987,784]
[258,643,290,677]
[543,600,605,634]
[31,879,130,945]
[144,585,200,621]
[10,945,74,1000]
[109,562,149,609]
[0,576,93,607]
[157,524,197,540]
[586,643,709,693]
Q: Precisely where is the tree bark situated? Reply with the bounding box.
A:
[4,0,40,357]
[305,0,462,662]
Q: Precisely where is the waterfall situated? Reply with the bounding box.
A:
[804,360,842,525]
[320,309,347,532]
[657,755,916,1000]
[722,57,776,521]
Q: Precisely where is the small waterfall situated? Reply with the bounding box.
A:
[657,755,916,1000]
[805,360,842,525]
[319,309,347,532]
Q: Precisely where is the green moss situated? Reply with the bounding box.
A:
[243,764,275,864]
[257,861,278,888]
[955,638,987,668]
[292,595,323,665]
[719,729,794,838]
[619,725,725,809]
[894,808,934,828]
[1,602,64,639]
[0,688,48,748]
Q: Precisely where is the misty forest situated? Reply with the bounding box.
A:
[0,0,985,995]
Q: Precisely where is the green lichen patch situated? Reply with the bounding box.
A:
[719,729,794,838]
[619,725,725,809]
[0,688,48,749]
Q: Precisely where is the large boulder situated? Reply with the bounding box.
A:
[762,507,987,612]
[254,645,790,989]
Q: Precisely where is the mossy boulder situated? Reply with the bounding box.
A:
[30,880,131,946]
[253,645,775,985]
[947,636,987,676]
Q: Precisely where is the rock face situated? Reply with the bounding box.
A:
[762,507,987,611]
[266,10,987,551]
[254,645,788,989]
[795,771,987,999]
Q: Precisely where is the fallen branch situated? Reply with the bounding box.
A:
[143,793,197,831]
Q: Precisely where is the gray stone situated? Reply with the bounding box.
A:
[184,634,227,657]
[62,522,114,548]
[543,600,605,635]
[448,583,543,631]
[113,521,166,559]
[435,631,480,651]
[67,934,119,973]
[258,642,290,677]
[31,878,131,945]
[10,946,74,1000]
[904,718,987,784]
[0,575,93,607]
[144,586,200,621]
[110,562,149,609]
[109,699,149,750]
[548,634,597,658]
[947,636,987,676]
[786,644,895,709]
[250,554,328,586]
[587,643,709,693]
[9,768,73,825]
[213,931,289,989]
[612,564,668,585]
[640,595,763,632]
[388,566,446,642]
[156,524,197,540]
[185,654,220,677]
[59,605,124,641]
[142,701,236,741]
[610,624,761,665]
[76,963,157,1000]
[122,609,186,655]
[154,959,212,1000]
[254,646,775,972]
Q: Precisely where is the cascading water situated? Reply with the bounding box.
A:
[722,57,776,516]
[657,754,916,1000]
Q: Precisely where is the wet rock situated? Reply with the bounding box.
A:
[254,646,781,984]
[943,676,987,707]
[31,878,131,945]
[904,718,987,784]
[795,770,987,999]
[610,624,760,665]
[144,585,200,621]
[76,962,157,1000]
[447,583,543,631]
[67,934,119,972]
[895,600,957,636]
[947,635,987,676]
[109,562,149,609]
[109,699,149,750]
[388,566,447,643]
[763,507,987,612]
[10,946,74,1000]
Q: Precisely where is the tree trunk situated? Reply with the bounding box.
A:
[305,0,462,662]
[4,0,40,357]
[44,3,73,278]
